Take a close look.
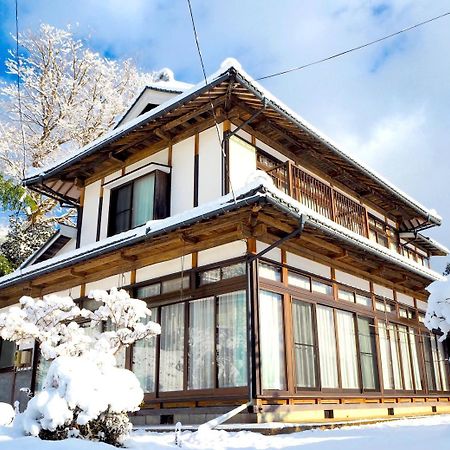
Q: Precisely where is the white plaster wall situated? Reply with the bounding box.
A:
[366,206,385,221]
[396,292,415,307]
[125,148,169,174]
[286,252,331,278]
[198,241,247,267]
[335,270,370,292]
[228,136,256,191]
[416,299,428,312]
[256,241,282,263]
[104,170,122,184]
[99,188,110,240]
[171,136,195,215]
[136,257,192,283]
[255,138,289,163]
[373,283,394,300]
[85,273,131,293]
[51,285,81,299]
[198,127,222,204]
[81,180,101,246]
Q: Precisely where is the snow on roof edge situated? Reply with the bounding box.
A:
[0,173,444,293]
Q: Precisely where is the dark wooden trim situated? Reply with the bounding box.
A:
[193,133,199,208]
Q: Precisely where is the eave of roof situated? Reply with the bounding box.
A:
[1,175,444,293]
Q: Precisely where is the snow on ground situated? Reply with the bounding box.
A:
[1,414,450,450]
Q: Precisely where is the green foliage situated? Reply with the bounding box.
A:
[0,175,36,214]
[0,253,13,276]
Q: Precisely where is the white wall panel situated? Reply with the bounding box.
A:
[136,257,192,283]
[286,252,331,278]
[335,270,370,292]
[198,127,222,204]
[81,180,101,246]
[198,241,247,267]
[373,283,394,300]
[171,136,195,215]
[256,241,282,263]
[396,292,415,307]
[125,149,169,174]
[228,136,256,190]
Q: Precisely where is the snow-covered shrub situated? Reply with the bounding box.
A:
[0,288,160,446]
[0,402,15,426]
[425,297,450,340]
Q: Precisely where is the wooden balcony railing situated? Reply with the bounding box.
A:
[265,161,369,238]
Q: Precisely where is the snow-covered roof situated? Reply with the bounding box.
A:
[23,58,442,230]
[0,172,445,293]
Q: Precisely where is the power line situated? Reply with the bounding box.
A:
[256,10,450,81]
[185,0,237,203]
[14,0,27,180]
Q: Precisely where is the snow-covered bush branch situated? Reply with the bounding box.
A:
[0,287,160,445]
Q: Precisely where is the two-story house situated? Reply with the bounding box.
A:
[0,60,448,425]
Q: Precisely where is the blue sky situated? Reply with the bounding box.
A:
[0,0,449,297]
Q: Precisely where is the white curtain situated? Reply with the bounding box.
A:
[378,322,394,390]
[408,328,422,391]
[388,325,403,390]
[259,290,286,390]
[159,303,185,391]
[316,305,338,388]
[132,173,155,227]
[217,291,247,387]
[188,297,215,389]
[292,300,316,388]
[437,340,449,391]
[398,325,413,390]
[133,308,158,393]
[431,337,443,391]
[336,310,359,389]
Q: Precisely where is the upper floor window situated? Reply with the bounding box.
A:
[107,169,170,236]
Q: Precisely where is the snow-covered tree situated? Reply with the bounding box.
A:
[0,288,160,445]
[0,23,167,269]
[425,297,450,340]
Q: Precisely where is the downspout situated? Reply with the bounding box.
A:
[245,214,305,411]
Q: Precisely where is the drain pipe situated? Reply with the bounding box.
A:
[245,215,306,411]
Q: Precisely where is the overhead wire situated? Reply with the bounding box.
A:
[185,0,237,203]
[256,10,450,81]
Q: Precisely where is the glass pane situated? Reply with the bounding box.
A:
[399,308,408,318]
[389,325,403,390]
[188,298,215,390]
[423,336,436,391]
[316,305,338,388]
[338,289,354,303]
[0,339,15,369]
[132,173,155,227]
[288,273,310,291]
[437,340,449,391]
[357,317,379,390]
[199,268,221,285]
[431,337,442,391]
[408,328,422,391]
[115,184,132,214]
[355,294,371,308]
[336,310,359,389]
[398,325,413,390]
[35,354,51,392]
[221,263,246,279]
[259,262,281,282]
[292,300,316,388]
[159,303,185,391]
[259,290,286,390]
[133,308,158,393]
[115,211,131,234]
[311,280,332,296]
[162,276,190,294]
[136,283,161,299]
[378,322,394,390]
[217,291,247,387]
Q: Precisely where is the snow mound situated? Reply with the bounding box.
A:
[220,57,242,71]
[0,403,14,426]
